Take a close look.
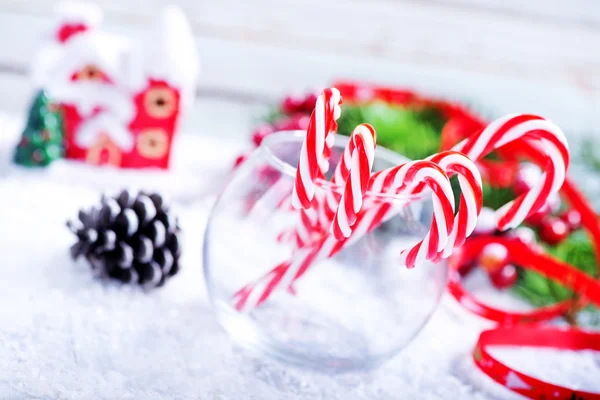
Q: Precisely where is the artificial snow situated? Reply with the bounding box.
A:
[0,117,598,399]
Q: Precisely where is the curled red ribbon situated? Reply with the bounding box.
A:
[475,327,600,399]
[449,177,600,399]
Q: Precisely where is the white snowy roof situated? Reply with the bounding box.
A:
[123,6,199,100]
[32,2,104,87]
[45,29,130,85]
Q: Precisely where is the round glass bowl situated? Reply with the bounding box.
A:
[204,131,447,371]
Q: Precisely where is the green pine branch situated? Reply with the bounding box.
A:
[337,102,446,161]
[513,230,598,316]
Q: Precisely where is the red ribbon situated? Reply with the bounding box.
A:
[475,327,600,399]
[449,179,600,399]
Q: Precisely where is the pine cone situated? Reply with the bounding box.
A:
[67,190,182,287]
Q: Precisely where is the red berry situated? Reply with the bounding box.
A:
[560,209,581,231]
[524,204,550,226]
[281,94,305,114]
[479,243,509,274]
[538,217,569,246]
[251,125,274,147]
[490,264,518,289]
[300,93,319,114]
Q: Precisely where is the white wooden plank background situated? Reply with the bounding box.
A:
[0,1,597,139]
[3,0,600,90]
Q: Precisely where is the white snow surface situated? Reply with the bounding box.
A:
[0,116,598,399]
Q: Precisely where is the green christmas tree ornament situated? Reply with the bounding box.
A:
[13,90,64,167]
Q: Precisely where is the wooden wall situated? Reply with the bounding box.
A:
[0,0,597,139]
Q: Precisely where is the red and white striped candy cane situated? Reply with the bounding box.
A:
[331,124,377,240]
[232,261,291,311]
[291,88,342,210]
[369,160,456,269]
[286,115,565,279]
[237,154,479,308]
[290,124,375,245]
[452,114,569,231]
[232,160,457,311]
[426,151,483,259]
[293,190,327,248]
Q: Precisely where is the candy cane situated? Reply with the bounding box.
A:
[291,88,342,209]
[244,153,480,304]
[289,124,374,245]
[236,154,477,308]
[369,160,456,268]
[426,151,483,259]
[232,261,291,311]
[452,114,569,231]
[233,160,455,310]
[293,190,327,248]
[235,114,570,309]
[331,124,377,240]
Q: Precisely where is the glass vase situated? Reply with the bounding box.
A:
[203,131,447,371]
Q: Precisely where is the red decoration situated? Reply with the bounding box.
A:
[36,4,199,170]
[449,176,600,398]
[560,209,582,231]
[57,23,88,43]
[539,217,570,246]
[281,94,308,114]
[479,243,509,273]
[474,327,600,400]
[489,264,518,289]
[524,207,549,226]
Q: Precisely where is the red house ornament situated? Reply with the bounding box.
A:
[34,2,199,169]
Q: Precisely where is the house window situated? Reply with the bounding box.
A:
[144,87,177,119]
[137,128,169,159]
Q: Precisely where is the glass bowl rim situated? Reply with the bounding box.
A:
[260,130,429,202]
